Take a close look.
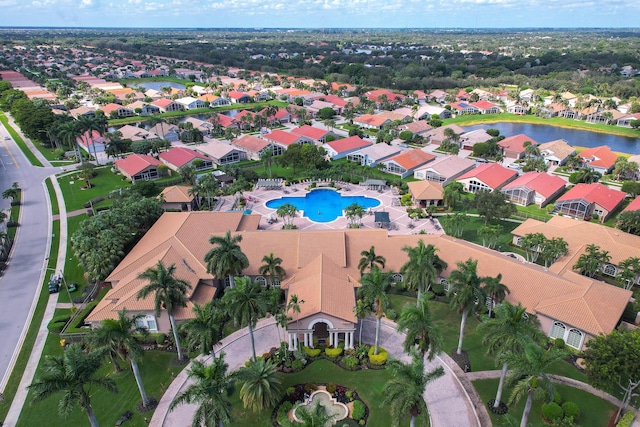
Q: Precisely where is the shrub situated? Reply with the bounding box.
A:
[326,383,337,394]
[279,401,293,414]
[562,401,580,420]
[351,400,366,421]
[303,346,321,358]
[47,320,66,334]
[343,355,359,370]
[155,334,166,345]
[385,309,398,321]
[553,391,562,405]
[368,346,389,365]
[304,383,318,393]
[542,402,563,422]
[355,345,370,361]
[554,338,566,349]
[325,347,343,358]
[292,360,305,371]
[286,387,296,396]
[616,411,636,427]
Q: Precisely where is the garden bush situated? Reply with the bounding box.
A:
[351,400,365,421]
[553,391,562,405]
[368,346,389,365]
[554,338,566,349]
[304,383,318,393]
[292,360,305,371]
[541,402,563,422]
[47,320,67,334]
[342,355,359,370]
[562,401,580,420]
[326,383,337,394]
[616,411,636,427]
[303,346,321,358]
[325,347,343,358]
[385,309,398,321]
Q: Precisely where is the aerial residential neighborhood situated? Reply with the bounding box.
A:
[0,26,639,427]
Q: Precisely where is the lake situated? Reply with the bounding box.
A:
[134,81,185,91]
[463,122,640,155]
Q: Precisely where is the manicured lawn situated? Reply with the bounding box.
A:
[456,216,524,255]
[229,359,410,427]
[473,379,616,427]
[57,213,90,304]
[57,167,131,212]
[6,188,22,240]
[0,113,44,167]
[45,177,59,216]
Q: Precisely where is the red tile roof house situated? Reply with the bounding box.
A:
[554,183,626,222]
[291,125,335,144]
[457,163,518,193]
[151,98,183,113]
[382,149,436,179]
[578,146,618,175]
[364,89,405,107]
[498,134,538,159]
[448,101,478,115]
[233,110,256,130]
[623,196,640,213]
[99,103,135,118]
[322,136,372,160]
[211,113,239,130]
[226,91,251,104]
[470,100,502,114]
[115,154,162,183]
[263,130,313,156]
[501,172,566,207]
[353,114,392,130]
[413,155,476,185]
[76,130,107,154]
[232,135,272,160]
[159,147,213,172]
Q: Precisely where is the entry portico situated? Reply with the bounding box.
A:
[281,254,358,351]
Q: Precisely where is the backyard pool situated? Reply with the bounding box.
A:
[265,188,380,223]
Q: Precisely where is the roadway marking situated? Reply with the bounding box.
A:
[0,138,20,169]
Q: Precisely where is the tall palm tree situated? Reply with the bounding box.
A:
[357,245,386,275]
[287,293,304,331]
[382,349,445,427]
[28,344,118,427]
[137,261,192,362]
[443,182,464,210]
[205,231,249,288]
[476,302,545,410]
[258,252,286,287]
[56,120,84,163]
[87,310,150,407]
[396,294,443,360]
[353,299,370,346]
[78,115,105,165]
[169,352,235,427]
[482,273,510,318]
[222,276,269,362]
[180,301,224,358]
[504,343,567,427]
[234,357,283,412]
[448,259,487,355]
[401,241,447,306]
[358,266,393,355]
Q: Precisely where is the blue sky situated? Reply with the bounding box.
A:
[2,0,638,28]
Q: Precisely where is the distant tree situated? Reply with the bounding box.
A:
[616,210,640,235]
[482,273,510,318]
[280,144,304,174]
[538,237,569,268]
[621,181,640,197]
[471,191,517,225]
[317,107,335,120]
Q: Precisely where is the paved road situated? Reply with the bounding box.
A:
[0,119,60,391]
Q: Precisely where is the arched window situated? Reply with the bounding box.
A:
[515,236,523,246]
[272,277,281,287]
[566,329,583,349]
[602,264,617,277]
[391,273,403,284]
[223,277,231,288]
[439,278,450,292]
[254,276,267,286]
[550,321,566,339]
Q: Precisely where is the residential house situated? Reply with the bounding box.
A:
[159,147,213,172]
[616,113,640,128]
[579,146,618,175]
[175,97,206,110]
[353,114,392,130]
[538,140,576,166]
[159,185,195,211]
[554,183,626,222]
[346,144,402,167]
[449,102,478,115]
[457,163,518,193]
[470,100,501,114]
[501,172,566,207]
[232,135,272,160]
[413,155,476,185]
[76,130,106,154]
[506,103,529,115]
[364,89,405,107]
[322,136,372,160]
[428,90,448,104]
[585,110,625,125]
[127,101,160,116]
[498,134,538,159]
[198,94,231,107]
[263,130,312,156]
[211,114,239,130]
[382,149,436,179]
[183,117,214,137]
[148,123,180,142]
[70,105,96,119]
[623,197,640,213]
[406,181,444,207]
[307,100,341,116]
[423,125,466,146]
[459,129,493,151]
[100,103,135,118]
[377,110,412,123]
[398,121,433,138]
[115,154,162,183]
[195,140,246,166]
[151,98,183,113]
[413,104,452,120]
[291,125,334,144]
[226,91,251,104]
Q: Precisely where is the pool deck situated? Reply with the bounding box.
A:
[236,182,446,236]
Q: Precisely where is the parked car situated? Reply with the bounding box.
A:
[48,274,61,294]
[507,163,522,169]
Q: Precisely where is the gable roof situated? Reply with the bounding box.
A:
[407,180,444,200]
[159,186,194,204]
[385,149,435,170]
[579,146,618,169]
[232,135,270,153]
[414,155,475,177]
[159,147,209,168]
[498,134,537,153]
[502,172,566,198]
[353,114,391,128]
[350,143,401,161]
[623,197,640,213]
[264,129,303,146]
[291,125,329,140]
[115,154,161,176]
[324,135,371,154]
[538,139,575,159]
[457,163,517,189]
[557,183,626,212]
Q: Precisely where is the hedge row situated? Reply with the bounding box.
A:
[616,411,636,427]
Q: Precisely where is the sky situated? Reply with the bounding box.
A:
[1,0,638,29]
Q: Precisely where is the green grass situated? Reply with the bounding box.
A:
[57,167,131,212]
[0,113,43,167]
[45,177,59,216]
[457,216,523,254]
[56,214,90,304]
[473,379,616,427]
[230,359,409,427]
[6,189,22,240]
[0,220,59,422]
[16,334,184,427]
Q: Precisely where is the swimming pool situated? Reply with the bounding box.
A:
[265,188,380,223]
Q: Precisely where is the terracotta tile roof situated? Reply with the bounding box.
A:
[152,98,174,108]
[322,94,348,107]
[159,186,193,204]
[324,136,371,154]
[538,139,575,160]
[159,147,209,168]
[291,125,329,140]
[502,172,566,198]
[232,135,270,153]
[115,154,161,176]
[213,114,236,128]
[407,181,444,200]
[498,134,538,153]
[400,120,432,134]
[264,130,302,146]
[623,197,640,212]
[365,89,405,103]
[579,146,618,170]
[457,163,517,189]
[353,114,391,128]
[557,183,626,212]
[470,100,499,110]
[100,103,127,115]
[386,149,435,170]
[414,155,475,178]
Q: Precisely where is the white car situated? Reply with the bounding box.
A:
[507,163,521,170]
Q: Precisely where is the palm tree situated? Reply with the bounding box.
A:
[396,294,443,360]
[222,276,269,362]
[443,182,464,210]
[169,352,235,427]
[504,343,567,427]
[56,120,84,163]
[482,273,510,318]
[137,261,192,362]
[287,293,304,331]
[77,115,105,165]
[87,310,150,407]
[448,259,487,355]
[357,245,386,275]
[258,252,286,287]
[476,302,545,410]
[382,349,445,427]
[574,167,602,184]
[358,266,393,355]
[28,344,118,427]
[401,241,447,306]
[353,299,370,346]
[205,231,249,288]
[234,357,283,412]
[180,301,224,358]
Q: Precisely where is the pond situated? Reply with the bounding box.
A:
[134,81,185,91]
[464,122,640,154]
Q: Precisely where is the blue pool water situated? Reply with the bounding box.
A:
[265,189,380,223]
